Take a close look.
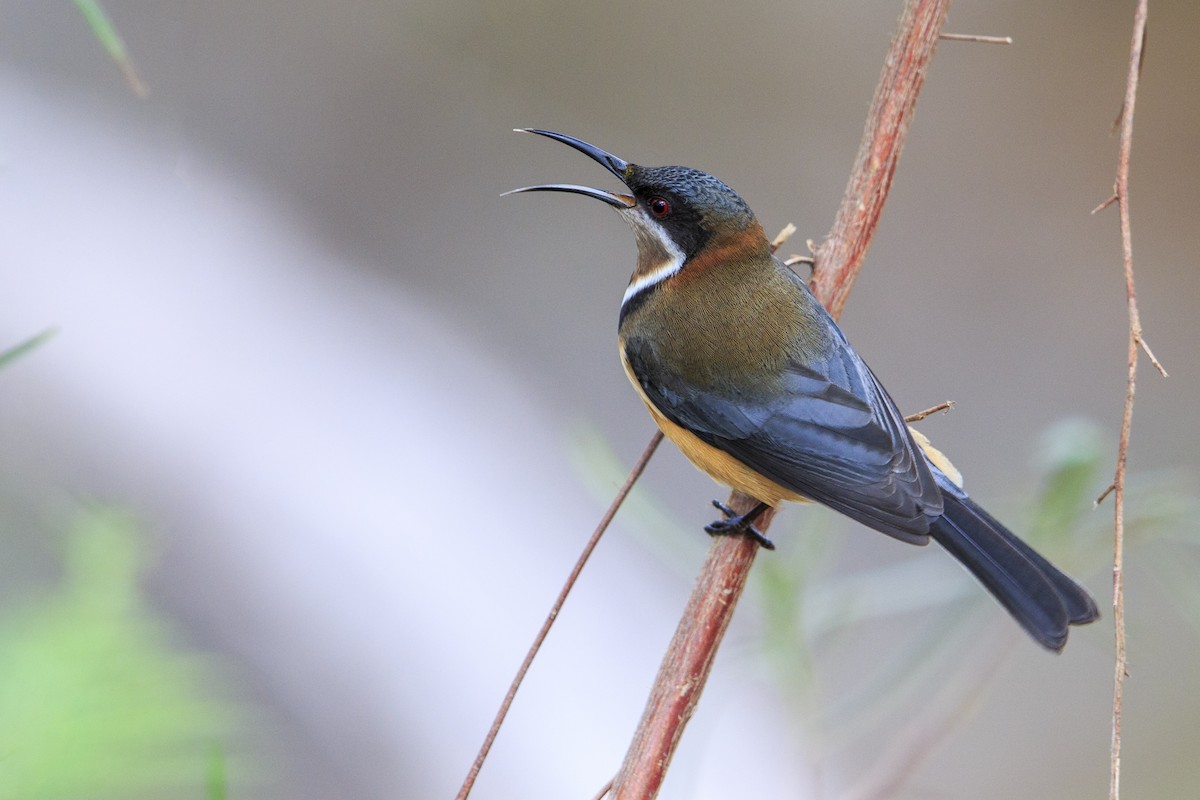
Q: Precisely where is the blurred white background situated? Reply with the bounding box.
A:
[1,1,1197,798]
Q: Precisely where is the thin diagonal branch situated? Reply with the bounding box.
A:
[608,2,952,798]
[455,432,663,800]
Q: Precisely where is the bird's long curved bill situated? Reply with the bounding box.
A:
[515,129,630,181]
[503,183,634,208]
[506,129,637,207]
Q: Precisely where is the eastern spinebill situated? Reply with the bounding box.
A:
[508,129,1098,651]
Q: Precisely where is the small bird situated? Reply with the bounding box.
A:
[509,129,1098,651]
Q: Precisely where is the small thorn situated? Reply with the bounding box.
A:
[1136,333,1168,377]
[1092,193,1119,215]
[1111,103,1126,135]
[1095,482,1116,507]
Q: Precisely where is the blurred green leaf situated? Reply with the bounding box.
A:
[0,507,244,799]
[0,328,58,371]
[1028,418,1106,546]
[755,519,834,707]
[567,421,704,575]
[72,0,147,97]
[207,744,228,800]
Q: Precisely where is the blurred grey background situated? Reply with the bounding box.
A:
[1,1,1197,798]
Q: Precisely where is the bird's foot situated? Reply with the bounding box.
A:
[704,500,775,550]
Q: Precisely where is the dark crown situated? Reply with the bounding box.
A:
[624,165,759,257]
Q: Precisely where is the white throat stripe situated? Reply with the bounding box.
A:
[621,231,686,309]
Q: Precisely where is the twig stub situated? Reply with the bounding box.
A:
[939,32,1013,45]
[904,400,955,423]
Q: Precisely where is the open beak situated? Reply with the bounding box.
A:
[504,129,637,209]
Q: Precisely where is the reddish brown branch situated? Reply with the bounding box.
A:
[809,0,952,321]
[1108,3,1152,799]
[608,2,951,798]
[609,496,775,798]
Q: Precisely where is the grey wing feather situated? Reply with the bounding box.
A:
[626,334,943,544]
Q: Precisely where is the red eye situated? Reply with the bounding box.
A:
[649,197,670,218]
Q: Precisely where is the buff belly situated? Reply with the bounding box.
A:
[619,348,809,508]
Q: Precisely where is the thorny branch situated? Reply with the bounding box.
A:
[1099,3,1161,799]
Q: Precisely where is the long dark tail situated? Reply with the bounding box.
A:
[930,476,1099,651]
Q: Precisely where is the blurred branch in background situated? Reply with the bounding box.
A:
[0,507,255,800]
[576,418,1197,797]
